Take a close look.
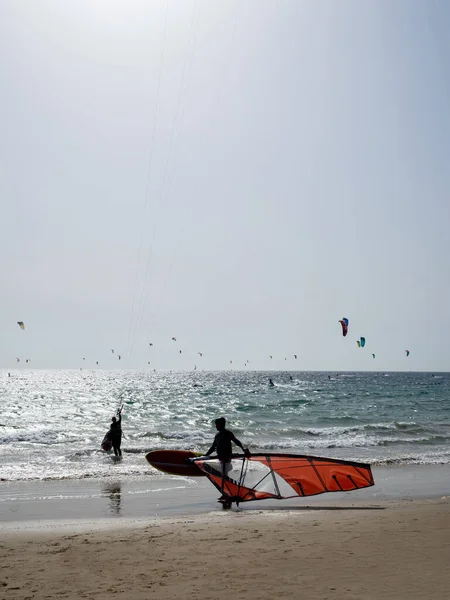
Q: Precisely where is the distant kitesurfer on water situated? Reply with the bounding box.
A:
[269,378,274,387]
[289,375,293,381]
[109,407,123,457]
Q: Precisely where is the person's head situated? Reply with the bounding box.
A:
[215,417,226,431]
[112,416,117,423]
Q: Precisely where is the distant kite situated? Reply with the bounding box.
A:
[372,354,376,359]
[16,357,20,363]
[269,355,273,359]
[339,318,349,337]
[356,337,366,348]
[110,349,114,354]
[96,361,99,365]
[198,352,203,357]
[171,337,177,342]
[294,355,297,359]
[118,355,121,360]
[405,350,410,357]
[149,343,153,347]
[17,321,25,330]
[179,350,182,354]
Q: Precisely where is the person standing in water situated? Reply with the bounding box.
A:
[269,378,275,387]
[109,407,123,457]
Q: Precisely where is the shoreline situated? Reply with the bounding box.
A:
[1,464,450,532]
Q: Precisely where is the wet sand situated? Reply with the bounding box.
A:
[1,498,449,599]
[2,464,450,527]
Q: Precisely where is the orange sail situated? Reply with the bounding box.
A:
[194,453,374,504]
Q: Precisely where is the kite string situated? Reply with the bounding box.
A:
[126,0,169,356]
[145,0,246,350]
[130,0,201,356]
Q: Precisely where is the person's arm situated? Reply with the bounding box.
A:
[231,433,250,456]
[205,440,216,456]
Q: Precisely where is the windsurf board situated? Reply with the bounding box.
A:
[145,450,205,476]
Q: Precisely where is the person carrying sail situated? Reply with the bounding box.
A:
[109,407,123,457]
[205,417,249,465]
[205,417,250,505]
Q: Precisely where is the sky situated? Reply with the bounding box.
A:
[1,0,450,372]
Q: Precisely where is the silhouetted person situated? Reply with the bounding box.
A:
[109,407,122,457]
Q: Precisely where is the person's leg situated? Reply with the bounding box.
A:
[219,459,233,499]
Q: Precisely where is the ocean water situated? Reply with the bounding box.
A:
[1,370,449,482]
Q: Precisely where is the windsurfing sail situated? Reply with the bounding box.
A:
[194,453,374,504]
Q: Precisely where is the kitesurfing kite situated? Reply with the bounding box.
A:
[405,350,410,357]
[372,354,376,359]
[198,352,203,357]
[171,337,177,342]
[294,354,297,359]
[149,343,153,347]
[17,321,25,330]
[339,318,349,337]
[110,349,114,354]
[193,453,374,510]
[117,355,121,360]
[356,337,366,348]
[16,357,20,363]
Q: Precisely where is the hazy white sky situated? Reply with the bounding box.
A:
[1,0,449,371]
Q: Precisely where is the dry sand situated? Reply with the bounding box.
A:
[1,498,449,600]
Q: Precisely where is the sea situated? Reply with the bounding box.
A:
[1,370,450,483]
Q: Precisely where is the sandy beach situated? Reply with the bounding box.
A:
[1,497,449,600]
